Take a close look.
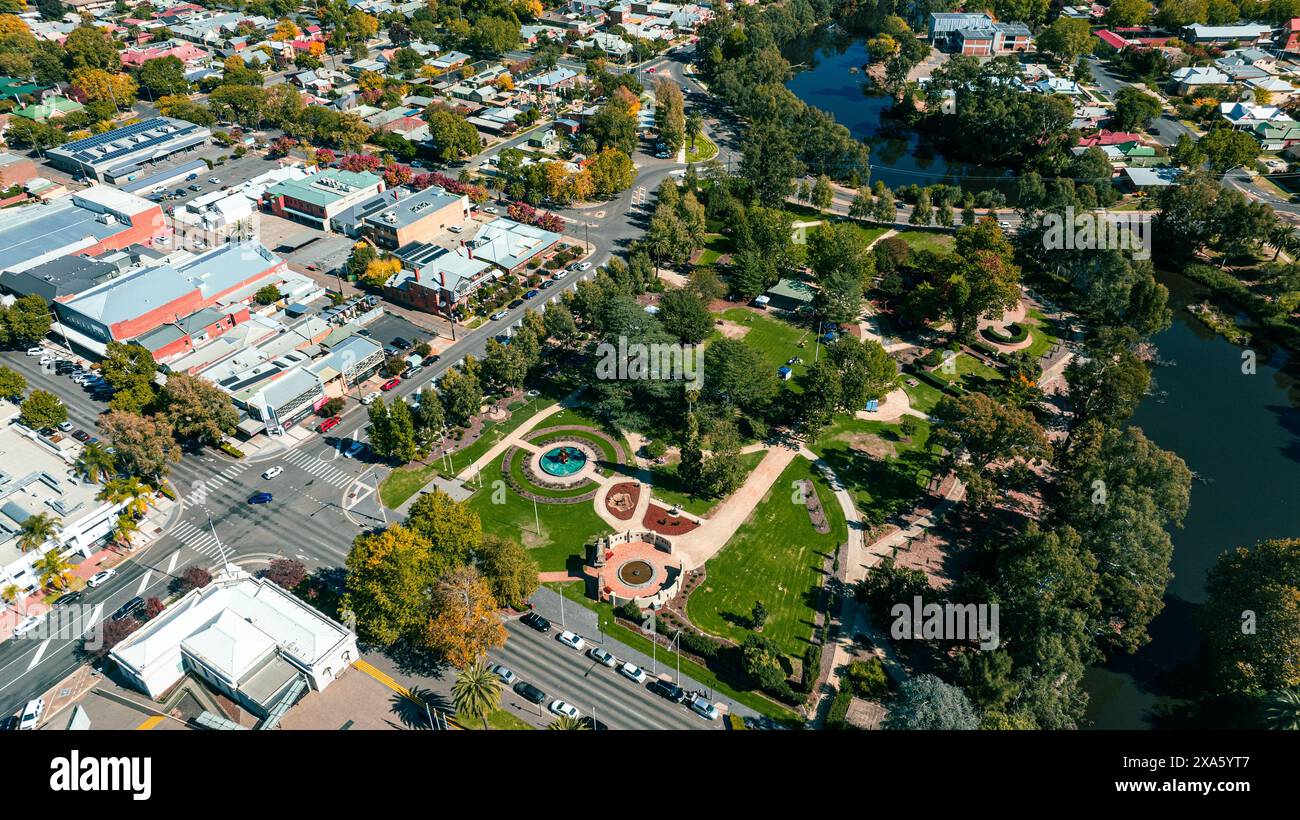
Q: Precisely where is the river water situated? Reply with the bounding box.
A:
[784,34,1300,727]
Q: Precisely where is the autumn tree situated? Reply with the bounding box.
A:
[343,525,437,646]
[157,372,237,445]
[97,411,181,480]
[424,565,507,667]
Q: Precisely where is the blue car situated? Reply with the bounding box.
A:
[247,492,273,505]
[524,289,540,299]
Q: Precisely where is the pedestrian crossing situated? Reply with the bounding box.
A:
[281,449,357,489]
[178,460,252,508]
[166,520,231,559]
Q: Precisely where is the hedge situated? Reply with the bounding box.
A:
[218,442,245,459]
[801,644,822,694]
[907,366,964,395]
[825,686,854,729]
[980,322,1028,344]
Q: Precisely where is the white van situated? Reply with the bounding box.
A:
[19,697,44,730]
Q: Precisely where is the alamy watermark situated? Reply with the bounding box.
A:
[1041,207,1151,261]
[891,596,1000,650]
[594,336,704,390]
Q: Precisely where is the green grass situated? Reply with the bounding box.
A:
[714,307,816,386]
[1024,307,1062,360]
[458,707,534,730]
[696,248,722,266]
[686,458,847,660]
[379,463,441,509]
[648,450,765,517]
[844,223,888,246]
[928,352,1003,392]
[895,230,955,253]
[550,581,801,723]
[507,449,599,499]
[686,131,717,163]
[808,416,940,526]
[901,377,944,415]
[465,450,611,573]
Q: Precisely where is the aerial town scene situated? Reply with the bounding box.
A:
[0,0,1294,753]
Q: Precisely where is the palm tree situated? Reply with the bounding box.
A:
[1271,225,1297,262]
[17,513,60,553]
[98,477,154,518]
[112,513,140,550]
[685,111,702,153]
[34,550,73,592]
[450,660,500,730]
[1261,688,1300,730]
[78,441,117,484]
[1,584,24,616]
[548,715,588,730]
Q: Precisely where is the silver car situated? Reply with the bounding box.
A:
[488,663,517,686]
[588,646,616,667]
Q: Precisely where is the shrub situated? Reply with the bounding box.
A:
[825,686,854,729]
[181,566,212,591]
[264,558,307,590]
[801,643,822,693]
[618,600,642,622]
[218,442,244,459]
[644,438,667,459]
[845,657,891,699]
[980,323,1028,344]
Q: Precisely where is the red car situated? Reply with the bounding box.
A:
[317,416,342,434]
[646,67,656,73]
[381,377,401,391]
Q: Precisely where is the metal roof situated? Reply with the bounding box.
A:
[48,117,211,171]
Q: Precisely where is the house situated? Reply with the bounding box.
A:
[1124,166,1182,189]
[580,31,633,59]
[1078,130,1147,148]
[1170,66,1231,95]
[1032,76,1082,95]
[385,241,495,313]
[1279,18,1300,53]
[929,14,1032,54]
[12,96,83,122]
[429,50,471,71]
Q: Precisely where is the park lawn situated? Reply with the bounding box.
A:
[648,450,765,517]
[901,377,945,415]
[1024,307,1062,360]
[465,450,611,573]
[843,223,888,247]
[531,406,634,465]
[549,581,801,723]
[715,307,816,384]
[686,458,847,660]
[895,230,955,253]
[929,352,1003,392]
[686,131,717,163]
[809,416,940,526]
[458,707,534,730]
[507,449,599,499]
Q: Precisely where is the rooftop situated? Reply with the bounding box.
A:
[265,169,383,208]
[362,185,464,231]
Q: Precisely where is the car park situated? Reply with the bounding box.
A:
[548,700,580,719]
[317,416,342,434]
[647,679,686,703]
[262,466,284,480]
[520,611,551,632]
[381,378,401,391]
[488,664,518,686]
[514,681,546,704]
[247,492,273,505]
[111,597,145,621]
[13,615,43,637]
[18,698,44,730]
[391,337,412,350]
[87,569,116,588]
[557,630,585,651]
[588,647,616,667]
[618,662,647,684]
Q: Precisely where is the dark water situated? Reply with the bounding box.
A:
[1084,271,1300,728]
[782,33,1011,191]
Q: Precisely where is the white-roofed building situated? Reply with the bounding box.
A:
[110,568,358,719]
[466,217,562,274]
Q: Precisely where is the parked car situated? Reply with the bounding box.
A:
[25,346,44,356]
[13,615,44,637]
[18,698,44,730]
[553,270,568,280]
[539,279,555,290]
[618,662,647,684]
[361,391,381,405]
[483,205,500,214]
[556,630,585,651]
[208,176,220,184]
[317,416,342,434]
[572,261,592,271]
[53,591,82,608]
[523,289,539,299]
[548,700,580,719]
[514,681,546,704]
[588,647,616,668]
[188,184,202,192]
[186,173,198,181]
[490,309,508,321]
[647,679,686,703]
[998,221,1012,230]
[0,715,17,731]
[72,430,91,442]
[111,596,145,622]
[656,151,671,159]
[262,466,284,480]
[508,299,524,310]
[402,365,423,379]
[449,225,463,233]
[247,492,273,505]
[57,421,73,432]
[87,569,116,588]
[520,611,551,632]
[488,664,517,686]
[686,693,720,720]
[381,378,401,391]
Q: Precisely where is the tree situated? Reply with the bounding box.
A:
[0,365,25,399]
[181,566,212,592]
[264,558,307,590]
[100,341,157,396]
[751,600,768,629]
[406,490,484,574]
[1037,18,1094,65]
[884,674,981,730]
[426,109,480,162]
[1200,127,1260,173]
[586,147,635,197]
[137,55,189,98]
[344,525,436,645]
[685,110,703,151]
[37,0,66,21]
[3,294,52,344]
[86,617,140,658]
[657,288,713,344]
[64,24,120,71]
[97,411,180,480]
[729,250,777,301]
[549,715,588,730]
[18,512,60,553]
[20,389,66,430]
[654,77,685,152]
[78,441,117,484]
[157,373,237,445]
[34,546,73,592]
[98,476,153,518]
[1105,0,1153,25]
[468,15,519,56]
[1112,87,1162,132]
[1261,688,1300,730]
[931,392,1049,506]
[71,67,137,107]
[829,337,897,409]
[254,284,282,305]
[424,565,507,667]
[112,513,140,550]
[1200,538,1300,696]
[439,365,482,427]
[451,659,501,729]
[811,174,833,212]
[740,122,799,207]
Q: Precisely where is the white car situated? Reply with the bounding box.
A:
[557,630,585,651]
[998,221,1012,230]
[588,646,616,667]
[548,700,580,719]
[208,177,220,184]
[488,663,517,686]
[87,569,116,588]
[490,310,508,321]
[13,615,44,637]
[449,225,463,233]
[19,697,44,730]
[26,347,44,356]
[57,421,73,432]
[687,694,719,720]
[552,270,568,280]
[262,466,284,480]
[483,205,500,214]
[618,661,647,684]
[361,391,381,405]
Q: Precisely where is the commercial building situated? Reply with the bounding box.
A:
[262,169,385,232]
[0,153,36,189]
[1182,23,1273,45]
[0,186,165,274]
[385,241,495,313]
[52,242,286,354]
[0,252,128,302]
[361,185,469,249]
[45,117,212,183]
[0,401,130,596]
[110,568,358,721]
[465,217,562,274]
[928,13,1032,53]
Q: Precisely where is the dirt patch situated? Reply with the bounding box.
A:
[642,503,700,536]
[839,432,897,459]
[520,528,549,548]
[605,482,640,521]
[798,478,831,534]
[714,320,751,340]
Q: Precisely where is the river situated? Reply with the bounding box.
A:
[784,34,1300,728]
